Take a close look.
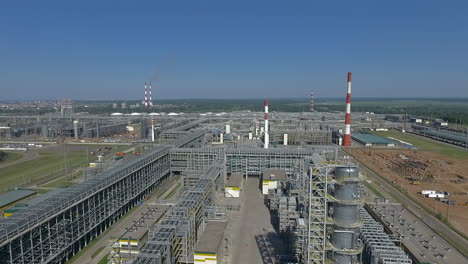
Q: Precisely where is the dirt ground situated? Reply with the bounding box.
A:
[349,148,468,235]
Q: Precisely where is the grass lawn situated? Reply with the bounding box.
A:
[0,151,24,163]
[0,151,87,189]
[97,254,108,264]
[0,144,136,191]
[371,130,468,159]
[41,171,83,188]
[37,150,58,155]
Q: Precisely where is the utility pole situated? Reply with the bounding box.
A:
[63,144,68,179]
[446,195,450,222]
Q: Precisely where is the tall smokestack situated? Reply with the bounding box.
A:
[309,91,315,112]
[151,115,155,142]
[264,99,269,149]
[343,72,352,147]
[149,82,153,107]
[144,83,148,108]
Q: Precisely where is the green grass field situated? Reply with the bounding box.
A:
[41,171,83,188]
[97,254,108,264]
[0,151,24,164]
[372,130,468,159]
[0,152,87,188]
[0,144,136,192]
[37,150,57,155]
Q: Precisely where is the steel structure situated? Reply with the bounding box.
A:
[170,147,338,176]
[0,131,204,264]
[269,130,333,145]
[305,162,328,264]
[360,207,411,264]
[133,163,222,264]
[412,125,468,147]
[0,112,396,264]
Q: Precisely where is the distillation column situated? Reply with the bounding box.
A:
[329,166,363,263]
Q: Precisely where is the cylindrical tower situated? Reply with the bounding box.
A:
[148,82,153,107]
[264,99,269,149]
[310,91,315,112]
[73,120,79,139]
[144,83,148,108]
[343,72,352,146]
[255,119,259,137]
[151,116,155,142]
[329,166,363,263]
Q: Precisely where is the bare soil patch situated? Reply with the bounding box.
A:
[349,148,468,235]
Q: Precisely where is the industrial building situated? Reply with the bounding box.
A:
[352,134,396,147]
[193,221,227,264]
[0,189,37,214]
[412,125,468,147]
[261,169,287,195]
[224,173,243,198]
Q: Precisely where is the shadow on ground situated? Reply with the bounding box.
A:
[255,231,293,264]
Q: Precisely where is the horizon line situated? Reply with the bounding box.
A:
[2,96,468,102]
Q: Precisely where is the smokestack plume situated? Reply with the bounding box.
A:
[343,72,352,146]
[264,99,269,149]
[149,82,153,107]
[144,83,148,108]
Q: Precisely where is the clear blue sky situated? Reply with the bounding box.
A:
[1,0,467,100]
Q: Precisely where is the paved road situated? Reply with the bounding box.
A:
[231,177,286,264]
[358,163,468,260]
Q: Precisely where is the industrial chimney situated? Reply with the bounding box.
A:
[149,82,153,107]
[264,99,269,149]
[310,91,315,112]
[343,72,352,147]
[144,83,149,108]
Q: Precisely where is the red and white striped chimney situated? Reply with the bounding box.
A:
[264,99,269,149]
[343,72,352,146]
[144,83,148,108]
[149,82,153,107]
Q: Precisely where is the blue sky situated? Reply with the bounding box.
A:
[1,0,467,100]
